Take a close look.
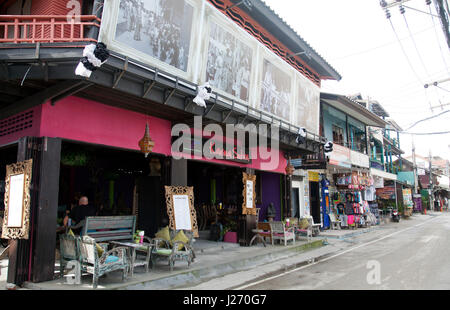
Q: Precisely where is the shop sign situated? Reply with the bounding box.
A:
[2,159,33,240]
[180,136,251,164]
[328,144,351,168]
[402,189,413,207]
[373,176,384,189]
[370,160,384,171]
[350,150,370,168]
[308,171,320,182]
[296,152,327,170]
[242,173,257,215]
[376,186,396,200]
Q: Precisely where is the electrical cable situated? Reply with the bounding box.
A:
[403,13,431,77]
[389,18,424,85]
[404,109,450,130]
[429,4,450,76]
[329,25,436,61]
[435,85,450,93]
[402,12,443,105]
[403,130,450,135]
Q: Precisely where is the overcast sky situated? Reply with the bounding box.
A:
[263,0,450,161]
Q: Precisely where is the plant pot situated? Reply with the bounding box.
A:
[223,231,238,243]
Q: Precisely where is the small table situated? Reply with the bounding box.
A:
[110,241,153,277]
[249,229,267,247]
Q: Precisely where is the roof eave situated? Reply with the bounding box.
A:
[237,0,342,81]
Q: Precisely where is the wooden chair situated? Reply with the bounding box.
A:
[59,233,81,278]
[295,217,313,242]
[269,221,295,246]
[310,217,322,236]
[151,229,195,272]
[79,236,130,289]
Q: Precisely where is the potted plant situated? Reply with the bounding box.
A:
[223,220,238,243]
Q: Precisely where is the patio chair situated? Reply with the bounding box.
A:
[59,233,81,278]
[329,213,341,230]
[79,236,130,289]
[151,229,195,272]
[269,221,295,246]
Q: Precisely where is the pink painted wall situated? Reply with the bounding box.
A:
[39,96,173,156]
[1,96,287,174]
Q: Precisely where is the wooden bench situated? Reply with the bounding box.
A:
[81,216,152,275]
[82,216,137,242]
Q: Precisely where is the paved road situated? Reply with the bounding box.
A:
[236,213,450,290]
[183,212,450,290]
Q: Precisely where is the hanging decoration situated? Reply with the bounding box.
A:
[285,157,295,176]
[193,82,213,108]
[324,141,334,153]
[295,127,307,145]
[75,42,110,78]
[139,123,155,158]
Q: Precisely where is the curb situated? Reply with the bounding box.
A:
[320,226,382,240]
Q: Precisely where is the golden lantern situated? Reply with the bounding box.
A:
[139,123,155,157]
[285,157,295,176]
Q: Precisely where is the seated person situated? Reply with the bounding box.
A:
[64,196,97,233]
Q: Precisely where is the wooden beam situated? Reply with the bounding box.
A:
[0,80,86,120]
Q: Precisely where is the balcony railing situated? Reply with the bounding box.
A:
[0,15,101,44]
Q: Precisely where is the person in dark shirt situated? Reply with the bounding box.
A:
[64,196,97,227]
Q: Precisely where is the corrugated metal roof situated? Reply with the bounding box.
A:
[249,0,342,81]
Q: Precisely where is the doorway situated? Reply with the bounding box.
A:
[310,181,321,224]
[291,179,304,218]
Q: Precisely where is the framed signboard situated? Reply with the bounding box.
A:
[2,159,33,240]
[164,186,198,237]
[242,173,256,215]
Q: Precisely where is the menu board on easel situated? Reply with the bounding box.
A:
[242,172,256,215]
[164,186,199,237]
[2,159,33,240]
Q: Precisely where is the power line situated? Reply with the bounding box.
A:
[404,109,450,131]
[403,130,450,135]
[429,4,450,76]
[403,13,430,77]
[329,25,436,61]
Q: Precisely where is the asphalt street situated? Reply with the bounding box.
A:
[239,213,450,290]
[184,212,450,290]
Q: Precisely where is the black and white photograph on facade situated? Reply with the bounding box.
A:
[115,0,194,72]
[206,22,252,101]
[260,59,291,120]
[296,80,320,135]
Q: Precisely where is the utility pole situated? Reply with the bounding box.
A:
[412,135,418,195]
[429,150,434,211]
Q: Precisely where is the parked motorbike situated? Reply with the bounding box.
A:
[391,209,400,222]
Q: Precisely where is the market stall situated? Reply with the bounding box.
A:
[327,172,378,230]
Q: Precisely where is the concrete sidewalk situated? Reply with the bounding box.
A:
[3,211,441,290]
[18,237,327,290]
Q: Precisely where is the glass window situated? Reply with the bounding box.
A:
[348,116,367,154]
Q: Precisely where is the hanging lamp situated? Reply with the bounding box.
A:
[139,123,155,157]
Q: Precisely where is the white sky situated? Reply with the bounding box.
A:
[263,0,450,161]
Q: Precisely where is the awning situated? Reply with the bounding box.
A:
[370,168,397,181]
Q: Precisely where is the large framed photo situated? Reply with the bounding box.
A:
[259,59,292,121]
[2,159,33,240]
[205,21,253,102]
[115,0,194,72]
[164,186,198,237]
[296,75,320,135]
